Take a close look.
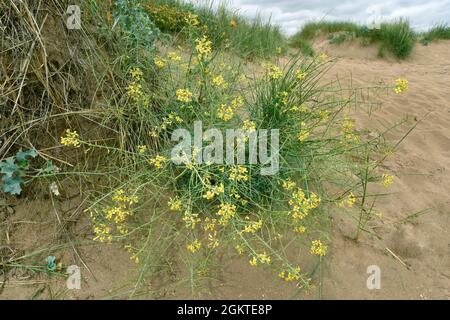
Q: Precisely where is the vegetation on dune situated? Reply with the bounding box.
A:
[1,0,413,298]
[421,23,450,45]
[290,19,417,59]
[146,0,287,59]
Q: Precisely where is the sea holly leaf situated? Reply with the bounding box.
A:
[1,176,23,195]
[40,161,57,175]
[15,148,38,162]
[0,158,18,179]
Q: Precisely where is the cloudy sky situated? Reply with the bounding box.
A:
[187,0,450,35]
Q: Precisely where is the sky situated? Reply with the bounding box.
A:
[186,0,450,35]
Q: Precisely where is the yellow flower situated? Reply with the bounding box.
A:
[229,19,237,28]
[212,75,228,88]
[216,202,237,225]
[249,257,258,266]
[263,63,283,79]
[294,226,306,233]
[257,252,271,264]
[126,82,143,102]
[61,129,80,147]
[168,52,182,62]
[242,220,263,233]
[229,166,249,182]
[176,88,193,103]
[154,57,166,68]
[235,244,244,255]
[279,266,301,282]
[310,240,327,256]
[281,178,296,191]
[195,36,212,60]
[137,145,147,154]
[168,197,182,211]
[296,70,307,80]
[242,119,256,133]
[187,239,202,253]
[130,67,143,81]
[338,192,356,208]
[381,174,393,188]
[149,155,167,169]
[185,12,199,26]
[93,223,112,243]
[182,212,201,229]
[394,78,408,94]
[318,52,328,62]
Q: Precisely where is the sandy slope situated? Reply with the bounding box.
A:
[315,40,450,299]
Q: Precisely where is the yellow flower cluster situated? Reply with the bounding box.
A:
[340,118,360,143]
[242,219,263,233]
[154,57,166,68]
[195,36,212,60]
[216,202,237,225]
[203,217,217,231]
[288,188,321,220]
[126,82,144,102]
[310,239,327,256]
[263,63,283,79]
[394,78,408,94]
[298,122,310,142]
[182,211,201,229]
[229,165,249,182]
[60,129,80,147]
[149,154,167,169]
[281,178,296,191]
[130,67,143,81]
[187,239,202,253]
[381,174,393,188]
[93,223,112,243]
[168,196,182,211]
[137,145,147,154]
[168,52,182,62]
[176,88,193,103]
[184,12,199,26]
[338,192,356,208]
[203,183,225,200]
[296,70,307,81]
[212,75,228,88]
[242,120,256,133]
[250,252,271,266]
[279,266,301,282]
[217,96,243,121]
[207,231,220,249]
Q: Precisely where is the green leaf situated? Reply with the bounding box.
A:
[0,158,18,178]
[15,148,38,162]
[40,161,57,174]
[1,176,23,195]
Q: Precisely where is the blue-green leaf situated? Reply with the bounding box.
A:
[2,176,23,195]
[0,158,17,178]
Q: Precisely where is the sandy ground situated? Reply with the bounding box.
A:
[1,40,449,300]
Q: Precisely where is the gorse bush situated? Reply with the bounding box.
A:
[290,19,417,59]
